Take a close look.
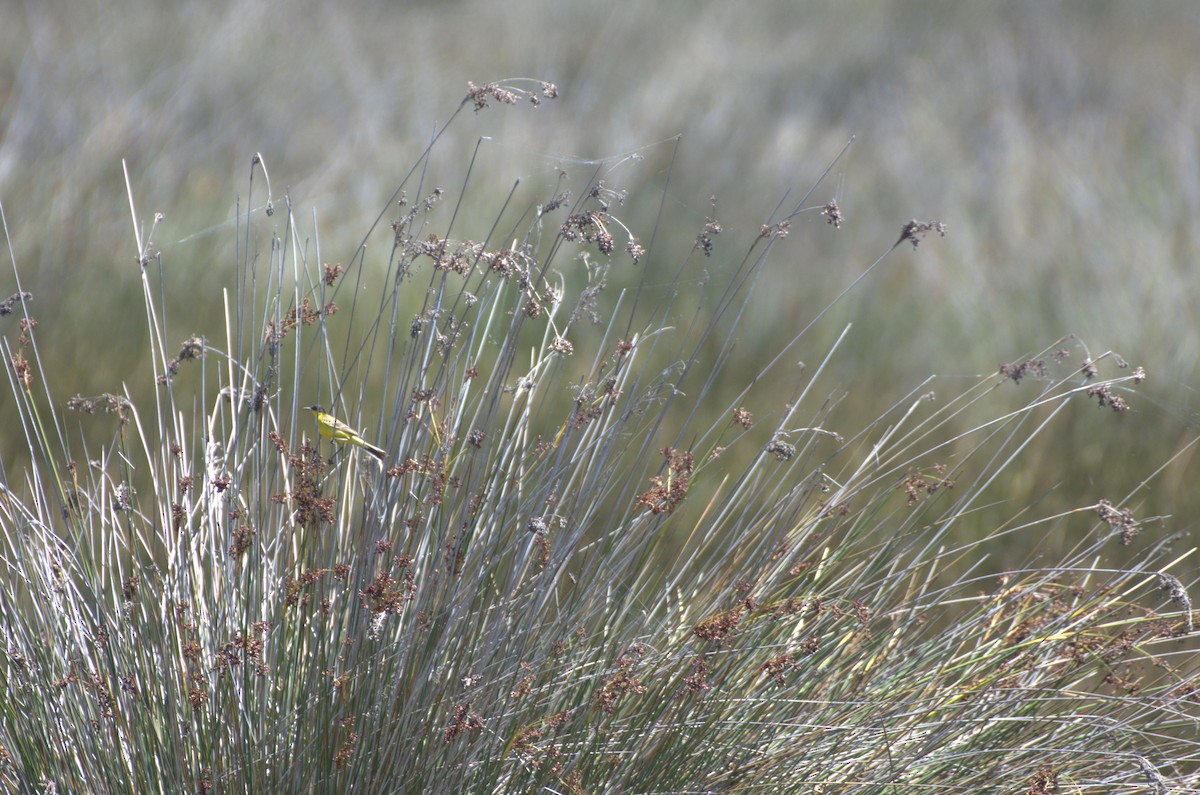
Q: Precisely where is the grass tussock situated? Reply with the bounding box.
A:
[0,81,1197,794]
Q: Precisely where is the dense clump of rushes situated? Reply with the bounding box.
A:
[0,80,1195,794]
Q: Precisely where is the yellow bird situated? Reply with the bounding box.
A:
[307,405,387,461]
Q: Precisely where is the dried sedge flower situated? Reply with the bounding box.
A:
[560,211,623,257]
[692,606,745,643]
[17,317,37,347]
[443,702,484,743]
[1135,756,1168,795]
[760,653,799,686]
[766,441,794,461]
[635,448,694,515]
[680,657,711,697]
[998,359,1047,384]
[0,291,32,316]
[1096,499,1139,544]
[897,219,947,249]
[465,82,517,111]
[159,334,206,383]
[899,467,955,504]
[68,393,133,424]
[1025,765,1058,795]
[466,81,557,111]
[115,483,134,512]
[1086,384,1129,412]
[587,180,627,210]
[695,213,721,257]
[483,249,520,279]
[11,352,32,389]
[1156,572,1193,633]
[591,651,647,715]
[626,238,645,264]
[322,262,344,286]
[822,200,843,228]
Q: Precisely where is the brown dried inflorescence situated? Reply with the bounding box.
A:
[465,80,557,111]
[999,359,1047,384]
[1096,499,1139,544]
[443,701,484,743]
[592,645,647,715]
[635,447,694,515]
[897,219,947,248]
[899,464,954,504]
[1086,383,1130,412]
[692,605,746,644]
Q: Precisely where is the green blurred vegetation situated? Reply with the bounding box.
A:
[1,0,1196,550]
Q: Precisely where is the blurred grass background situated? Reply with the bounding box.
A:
[1,0,1196,556]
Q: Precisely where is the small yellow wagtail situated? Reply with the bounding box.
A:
[307,405,387,461]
